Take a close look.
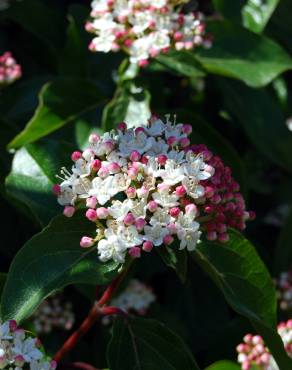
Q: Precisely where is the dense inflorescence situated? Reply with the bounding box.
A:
[54,116,253,264]
[236,320,292,370]
[275,269,292,313]
[86,0,211,66]
[32,293,75,335]
[0,52,22,87]
[0,320,56,369]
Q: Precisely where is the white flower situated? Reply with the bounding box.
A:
[164,122,184,139]
[178,229,201,251]
[57,183,76,206]
[12,337,43,363]
[130,11,153,34]
[91,31,116,52]
[146,138,169,157]
[157,159,185,186]
[167,149,185,163]
[143,224,168,246]
[150,208,173,226]
[117,225,144,248]
[131,199,147,218]
[129,37,151,63]
[149,31,171,51]
[119,130,154,156]
[108,200,133,221]
[145,119,165,136]
[72,158,92,177]
[97,229,127,263]
[184,152,214,180]
[152,188,179,208]
[182,177,205,199]
[89,176,114,205]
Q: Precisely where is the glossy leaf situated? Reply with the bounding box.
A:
[6,139,74,226]
[274,207,292,274]
[107,317,200,370]
[0,273,6,298]
[8,78,104,149]
[192,229,292,369]
[205,361,240,370]
[218,79,292,173]
[157,246,188,283]
[0,213,119,323]
[195,21,292,87]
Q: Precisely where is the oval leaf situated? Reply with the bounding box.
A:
[0,213,119,323]
[205,361,240,370]
[8,78,104,149]
[107,317,200,370]
[195,20,292,87]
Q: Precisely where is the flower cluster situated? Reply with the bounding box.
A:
[32,293,75,335]
[275,269,292,313]
[0,320,56,370]
[54,116,253,264]
[0,52,22,87]
[236,320,292,370]
[102,279,155,324]
[86,0,211,66]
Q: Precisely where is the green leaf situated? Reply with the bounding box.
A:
[156,50,205,77]
[217,79,292,173]
[0,213,119,323]
[107,317,200,370]
[6,139,74,226]
[205,361,240,370]
[0,273,7,298]
[192,229,292,369]
[274,207,292,274]
[212,0,244,23]
[195,20,292,87]
[8,78,104,149]
[242,0,280,34]
[157,246,188,283]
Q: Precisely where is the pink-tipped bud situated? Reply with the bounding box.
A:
[218,233,229,243]
[124,213,135,226]
[169,207,180,217]
[141,155,148,164]
[185,204,197,217]
[98,166,110,178]
[63,206,75,218]
[157,183,169,193]
[14,355,25,367]
[82,148,94,161]
[103,140,114,153]
[180,137,190,148]
[71,151,82,161]
[138,59,149,68]
[204,205,214,214]
[80,236,94,248]
[167,136,177,146]
[248,211,256,220]
[148,200,158,212]
[129,246,141,258]
[52,184,61,196]
[207,231,217,241]
[157,154,168,165]
[89,133,100,144]
[126,187,136,198]
[50,360,58,370]
[163,234,174,246]
[217,223,227,233]
[92,159,102,171]
[130,150,141,162]
[86,208,97,222]
[211,194,221,205]
[117,122,127,131]
[167,222,177,234]
[182,124,192,135]
[142,241,153,252]
[108,162,120,174]
[86,196,97,209]
[174,31,183,41]
[96,207,109,219]
[128,167,138,179]
[175,185,186,197]
[204,186,214,198]
[135,218,146,231]
[137,186,149,198]
[9,320,17,332]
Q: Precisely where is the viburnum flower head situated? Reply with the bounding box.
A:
[0,320,56,369]
[86,0,211,66]
[0,52,22,87]
[54,115,254,264]
[236,320,292,370]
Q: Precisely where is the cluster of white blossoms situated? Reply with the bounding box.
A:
[0,320,56,370]
[32,293,75,335]
[102,279,155,324]
[0,52,22,87]
[86,0,211,66]
[236,320,292,370]
[54,116,253,264]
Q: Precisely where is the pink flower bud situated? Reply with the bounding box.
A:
[96,207,109,219]
[117,122,127,131]
[142,241,153,252]
[98,166,110,178]
[141,155,148,164]
[128,167,138,179]
[71,151,82,161]
[103,140,114,153]
[89,133,100,144]
[52,184,61,196]
[129,246,141,258]
[157,154,167,165]
[167,222,177,234]
[207,231,217,241]
[130,150,141,162]
[204,205,214,214]
[63,206,75,218]
[14,355,25,367]
[248,211,256,220]
[9,320,17,332]
[218,233,229,243]
[163,234,174,246]
[182,124,192,135]
[86,196,97,209]
[217,223,227,233]
[185,204,197,217]
[92,159,102,171]
[126,187,136,198]
[180,137,190,148]
[124,213,135,226]
[137,186,149,198]
[138,59,149,68]
[108,162,120,174]
[80,237,94,248]
[175,185,186,197]
[148,200,158,212]
[204,186,214,198]
[86,208,97,222]
[167,136,177,146]
[50,360,58,370]
[169,207,180,217]
[135,218,146,231]
[174,31,183,41]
